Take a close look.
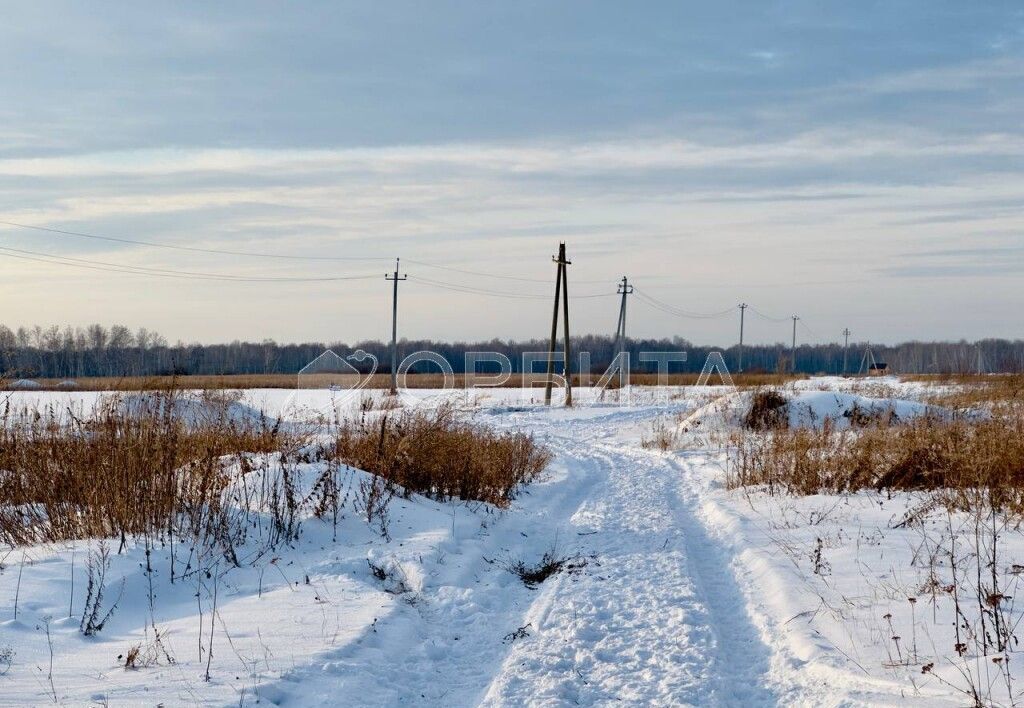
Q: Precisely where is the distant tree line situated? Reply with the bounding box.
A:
[1,323,1021,379]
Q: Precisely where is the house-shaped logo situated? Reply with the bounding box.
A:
[298,350,366,391]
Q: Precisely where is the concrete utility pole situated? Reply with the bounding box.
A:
[544,243,573,406]
[613,276,633,361]
[385,258,407,394]
[842,328,851,375]
[791,315,799,374]
[738,303,748,373]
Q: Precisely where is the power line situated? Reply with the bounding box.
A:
[634,276,873,290]
[407,275,550,300]
[407,274,614,300]
[0,224,843,339]
[632,288,735,319]
[633,293,831,351]
[404,258,609,284]
[633,289,733,319]
[0,220,392,262]
[798,319,821,342]
[632,293,834,351]
[0,240,617,292]
[747,305,791,323]
[634,294,717,319]
[1,220,621,284]
[0,246,379,282]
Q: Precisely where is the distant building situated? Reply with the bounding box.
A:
[868,362,888,376]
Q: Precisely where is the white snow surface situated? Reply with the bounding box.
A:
[785,389,937,428]
[0,379,1014,706]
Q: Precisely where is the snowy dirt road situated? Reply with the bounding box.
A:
[479,410,780,706]
[266,400,787,707]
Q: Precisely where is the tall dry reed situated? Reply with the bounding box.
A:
[0,389,293,546]
[334,402,550,507]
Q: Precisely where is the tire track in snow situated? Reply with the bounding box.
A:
[664,449,781,706]
[481,413,780,706]
[257,429,608,707]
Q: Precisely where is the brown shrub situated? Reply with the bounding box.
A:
[743,389,789,431]
[0,388,296,546]
[916,374,1024,416]
[727,413,1024,512]
[334,402,550,507]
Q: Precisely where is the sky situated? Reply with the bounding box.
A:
[0,1,1021,346]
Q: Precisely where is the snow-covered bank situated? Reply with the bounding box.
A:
[700,478,1024,707]
[2,379,1019,706]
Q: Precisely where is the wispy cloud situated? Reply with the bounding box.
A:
[0,2,1020,344]
[0,129,1021,180]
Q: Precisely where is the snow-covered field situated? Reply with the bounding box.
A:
[1,379,1021,706]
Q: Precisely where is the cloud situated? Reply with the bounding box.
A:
[0,128,1021,181]
[848,57,1024,95]
[0,3,1021,344]
[875,262,1024,278]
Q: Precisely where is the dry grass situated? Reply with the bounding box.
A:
[506,549,587,588]
[0,384,553,549]
[727,383,1024,702]
[6,373,466,391]
[0,389,296,546]
[641,417,680,451]
[727,411,1024,512]
[904,373,1023,386]
[334,402,551,507]
[742,388,790,430]
[10,371,804,391]
[591,372,801,388]
[913,374,1024,415]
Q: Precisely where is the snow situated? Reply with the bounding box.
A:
[0,379,1018,705]
[786,389,935,428]
[6,379,41,390]
[118,391,270,427]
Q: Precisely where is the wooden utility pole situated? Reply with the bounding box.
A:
[561,251,572,405]
[613,276,633,360]
[544,243,572,406]
[738,303,748,373]
[385,258,407,394]
[790,315,799,374]
[842,328,851,375]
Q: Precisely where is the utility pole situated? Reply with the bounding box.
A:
[385,258,407,394]
[544,243,572,406]
[842,328,851,375]
[790,316,799,374]
[738,303,748,373]
[561,249,571,406]
[858,343,877,376]
[613,276,633,360]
